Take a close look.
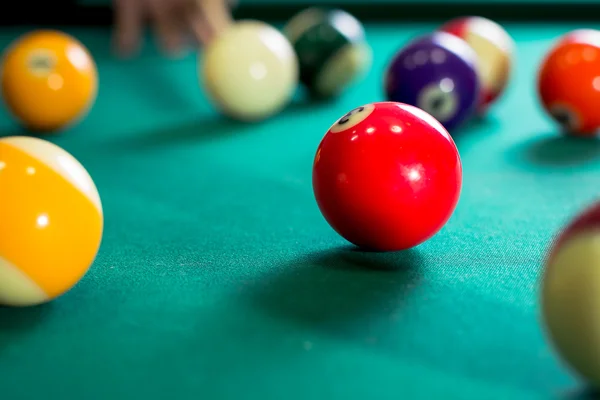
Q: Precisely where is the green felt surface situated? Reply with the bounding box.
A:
[2,21,600,399]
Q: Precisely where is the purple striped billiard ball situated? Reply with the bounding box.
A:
[384,32,480,132]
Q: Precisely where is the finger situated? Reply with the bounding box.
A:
[168,0,202,50]
[186,11,213,46]
[196,0,233,36]
[147,0,186,56]
[113,0,144,57]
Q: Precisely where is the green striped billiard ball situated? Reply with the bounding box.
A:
[283,8,372,99]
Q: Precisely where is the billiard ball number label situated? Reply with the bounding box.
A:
[417,81,459,124]
[27,50,56,77]
[329,103,375,133]
[339,106,364,124]
[549,104,581,133]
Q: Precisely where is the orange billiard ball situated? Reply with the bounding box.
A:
[0,136,103,306]
[537,29,600,136]
[0,30,98,132]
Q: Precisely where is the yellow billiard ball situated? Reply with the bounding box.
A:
[541,200,600,387]
[0,136,103,306]
[1,30,98,132]
[201,20,299,122]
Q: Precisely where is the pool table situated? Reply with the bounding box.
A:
[1,12,600,400]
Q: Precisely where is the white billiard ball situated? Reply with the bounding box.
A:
[200,20,299,121]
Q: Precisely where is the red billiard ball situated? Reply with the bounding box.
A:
[312,101,462,252]
[537,29,600,135]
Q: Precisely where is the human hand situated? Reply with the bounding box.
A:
[113,0,233,57]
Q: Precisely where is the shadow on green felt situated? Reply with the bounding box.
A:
[286,97,334,114]
[101,114,259,151]
[0,127,19,139]
[467,113,503,132]
[283,86,356,117]
[564,387,600,399]
[511,133,600,167]
[244,246,424,340]
[0,124,89,142]
[0,304,52,329]
[101,91,340,152]
[452,113,503,142]
[0,303,53,354]
[119,60,203,115]
[440,113,504,156]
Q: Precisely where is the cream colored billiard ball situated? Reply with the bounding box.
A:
[541,201,600,387]
[439,16,514,114]
[200,20,299,121]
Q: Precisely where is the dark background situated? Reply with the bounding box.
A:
[2,1,599,26]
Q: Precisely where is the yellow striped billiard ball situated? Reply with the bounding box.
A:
[0,136,103,306]
[542,200,600,387]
